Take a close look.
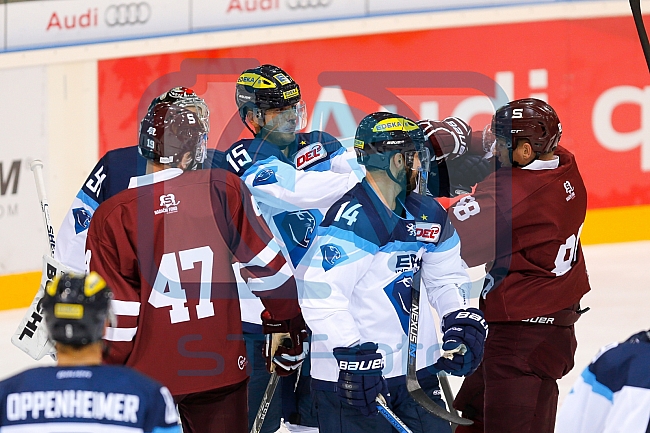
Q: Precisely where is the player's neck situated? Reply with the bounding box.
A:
[56,342,103,367]
[366,171,401,211]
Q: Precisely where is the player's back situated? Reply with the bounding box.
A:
[0,365,179,432]
[88,168,252,395]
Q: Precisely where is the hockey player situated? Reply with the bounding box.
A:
[11,87,215,361]
[86,102,306,433]
[296,112,488,433]
[448,98,592,433]
[0,272,181,433]
[223,64,364,432]
[55,86,211,272]
[555,329,650,433]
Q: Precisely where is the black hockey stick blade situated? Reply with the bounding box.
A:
[406,382,473,426]
[630,0,650,73]
[406,275,473,426]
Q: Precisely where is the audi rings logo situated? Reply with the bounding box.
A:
[105,3,151,26]
[286,0,332,9]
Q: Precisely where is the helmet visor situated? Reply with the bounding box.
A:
[263,100,307,133]
[482,123,497,154]
[405,147,430,194]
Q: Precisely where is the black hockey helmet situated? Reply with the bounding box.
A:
[148,86,210,132]
[42,272,113,347]
[492,98,562,156]
[138,102,208,170]
[354,112,427,170]
[236,64,301,115]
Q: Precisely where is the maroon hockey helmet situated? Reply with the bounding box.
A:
[148,86,210,132]
[138,102,207,170]
[492,98,562,155]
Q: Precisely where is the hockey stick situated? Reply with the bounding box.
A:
[250,370,280,433]
[376,394,413,433]
[11,160,65,360]
[630,0,650,73]
[405,166,473,427]
[250,335,292,433]
[406,280,472,426]
[31,160,56,258]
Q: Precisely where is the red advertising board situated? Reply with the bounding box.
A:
[99,15,650,212]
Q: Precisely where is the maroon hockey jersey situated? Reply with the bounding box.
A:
[448,146,591,321]
[87,168,299,395]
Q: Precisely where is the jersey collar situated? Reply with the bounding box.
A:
[522,156,559,171]
[127,168,183,189]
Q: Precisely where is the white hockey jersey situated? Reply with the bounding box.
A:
[296,180,470,387]
[556,333,650,433]
[217,131,363,329]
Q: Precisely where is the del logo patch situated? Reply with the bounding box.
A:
[294,143,326,169]
[321,244,347,271]
[72,208,92,234]
[415,222,441,242]
[253,167,278,186]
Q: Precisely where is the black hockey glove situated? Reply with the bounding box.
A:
[446,154,494,196]
[333,342,388,417]
[433,308,488,376]
[261,310,308,376]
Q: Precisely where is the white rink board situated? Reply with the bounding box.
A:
[191,0,365,31]
[6,0,190,51]
[368,0,566,13]
[0,66,49,276]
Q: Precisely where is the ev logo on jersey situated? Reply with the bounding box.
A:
[294,143,326,169]
[415,222,441,243]
[564,181,576,201]
[155,194,180,215]
[391,253,419,274]
[253,167,278,186]
[321,244,347,271]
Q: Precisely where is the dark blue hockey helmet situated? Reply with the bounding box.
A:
[354,112,427,170]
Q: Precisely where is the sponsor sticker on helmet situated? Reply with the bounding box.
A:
[237,73,276,89]
[274,73,291,85]
[54,304,84,320]
[372,118,420,133]
[354,139,364,149]
[283,88,300,100]
[84,273,106,297]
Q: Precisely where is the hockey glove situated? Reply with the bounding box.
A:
[417,117,472,160]
[434,308,488,376]
[261,310,308,376]
[446,154,494,196]
[333,342,388,416]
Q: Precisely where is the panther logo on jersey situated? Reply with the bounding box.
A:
[321,244,347,271]
[282,210,316,248]
[72,208,92,234]
[253,168,278,186]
